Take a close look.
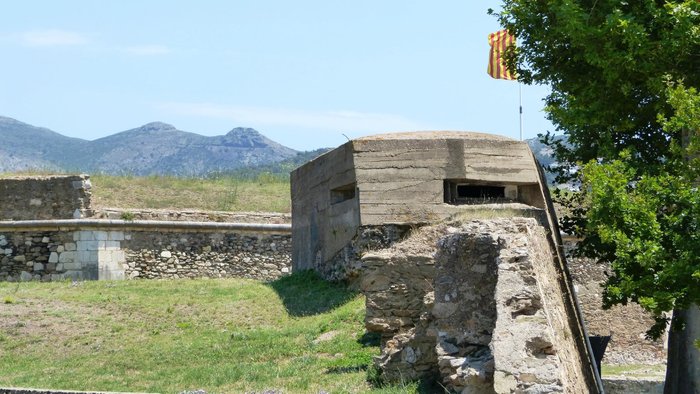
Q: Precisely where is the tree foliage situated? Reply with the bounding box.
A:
[491,0,700,338]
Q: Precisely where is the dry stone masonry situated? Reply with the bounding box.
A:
[124,232,290,281]
[362,218,591,392]
[0,175,92,220]
[0,226,291,282]
[0,175,292,283]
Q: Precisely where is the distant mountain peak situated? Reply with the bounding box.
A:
[137,122,177,132]
[0,116,28,126]
[0,117,299,176]
[226,127,260,136]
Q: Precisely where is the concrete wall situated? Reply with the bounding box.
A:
[291,143,359,271]
[0,175,92,220]
[0,221,291,282]
[351,132,543,226]
[291,131,546,272]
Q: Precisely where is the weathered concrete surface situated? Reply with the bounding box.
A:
[291,131,547,277]
[0,175,92,220]
[291,142,358,272]
[352,132,545,226]
[361,218,598,393]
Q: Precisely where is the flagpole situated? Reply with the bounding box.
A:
[519,82,523,141]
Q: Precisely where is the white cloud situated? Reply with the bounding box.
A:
[123,45,171,56]
[156,102,426,133]
[21,29,88,47]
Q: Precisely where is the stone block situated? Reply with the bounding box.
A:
[79,241,100,251]
[41,237,50,243]
[62,262,81,270]
[13,255,25,262]
[100,268,125,281]
[19,271,33,281]
[49,252,59,263]
[78,250,98,263]
[114,250,126,263]
[104,240,120,250]
[33,262,44,271]
[58,251,76,263]
[80,231,94,241]
[65,242,77,251]
[57,245,65,253]
[108,231,125,241]
[64,270,83,280]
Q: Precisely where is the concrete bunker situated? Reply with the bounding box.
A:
[291,131,602,392]
[291,131,547,279]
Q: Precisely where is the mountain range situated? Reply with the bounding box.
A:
[0,116,560,178]
[0,116,299,176]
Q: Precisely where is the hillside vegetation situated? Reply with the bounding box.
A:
[0,272,424,393]
[90,173,291,213]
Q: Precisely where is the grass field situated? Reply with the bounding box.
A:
[0,272,428,393]
[90,174,291,213]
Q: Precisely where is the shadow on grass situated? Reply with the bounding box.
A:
[268,270,358,317]
[367,364,445,394]
[357,331,381,347]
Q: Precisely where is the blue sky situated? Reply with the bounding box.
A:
[0,1,554,151]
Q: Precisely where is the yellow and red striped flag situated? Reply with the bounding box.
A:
[487,29,517,80]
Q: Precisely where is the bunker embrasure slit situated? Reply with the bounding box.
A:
[330,183,356,205]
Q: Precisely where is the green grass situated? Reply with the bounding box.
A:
[602,363,666,379]
[90,173,290,213]
[0,272,427,393]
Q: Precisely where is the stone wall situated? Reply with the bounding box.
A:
[0,223,291,283]
[321,224,412,282]
[124,231,290,281]
[361,218,598,392]
[93,208,290,224]
[0,175,92,220]
[0,232,76,281]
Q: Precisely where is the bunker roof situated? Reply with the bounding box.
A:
[353,130,515,142]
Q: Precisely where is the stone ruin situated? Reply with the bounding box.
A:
[291,131,603,392]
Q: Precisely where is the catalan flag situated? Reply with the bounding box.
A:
[488,29,516,80]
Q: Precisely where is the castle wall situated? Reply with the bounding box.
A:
[0,175,93,220]
[0,221,291,282]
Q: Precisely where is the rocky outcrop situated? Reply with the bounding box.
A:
[361,218,594,393]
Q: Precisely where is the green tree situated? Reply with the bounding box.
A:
[491,0,700,389]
